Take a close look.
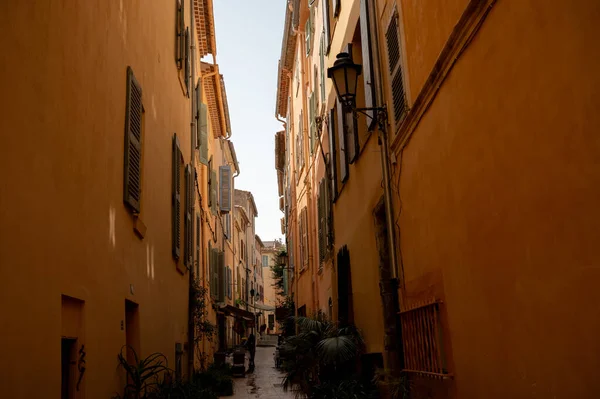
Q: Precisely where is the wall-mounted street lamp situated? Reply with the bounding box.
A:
[327,52,388,131]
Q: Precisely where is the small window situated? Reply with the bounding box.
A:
[175,0,185,69]
[385,9,408,126]
[172,134,182,261]
[123,67,143,213]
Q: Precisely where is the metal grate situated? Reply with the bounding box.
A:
[400,299,450,379]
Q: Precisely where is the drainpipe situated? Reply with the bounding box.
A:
[370,0,404,377]
[187,0,197,380]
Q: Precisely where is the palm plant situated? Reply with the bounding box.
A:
[114,346,170,399]
[279,315,365,398]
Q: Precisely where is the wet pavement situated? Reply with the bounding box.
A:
[226,346,295,399]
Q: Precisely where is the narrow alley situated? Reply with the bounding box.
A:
[1,0,600,398]
[227,347,294,399]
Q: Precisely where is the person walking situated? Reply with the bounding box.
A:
[245,332,256,371]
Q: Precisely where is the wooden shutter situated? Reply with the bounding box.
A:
[211,169,217,214]
[176,0,184,69]
[219,165,232,213]
[301,208,309,266]
[318,180,325,262]
[385,10,407,124]
[172,134,182,260]
[184,27,190,96]
[123,67,143,213]
[323,0,331,54]
[184,164,193,269]
[325,176,334,248]
[218,251,225,302]
[198,104,208,164]
[309,93,315,154]
[360,0,378,129]
[320,36,326,103]
[195,79,201,149]
[228,268,233,299]
[328,107,338,201]
[305,14,312,56]
[336,100,348,183]
[333,0,341,17]
[346,109,358,163]
[207,158,213,207]
[195,213,201,278]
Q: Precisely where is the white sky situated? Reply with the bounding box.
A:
[213,1,287,242]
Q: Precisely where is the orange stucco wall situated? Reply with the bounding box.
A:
[0,1,210,397]
[394,0,600,397]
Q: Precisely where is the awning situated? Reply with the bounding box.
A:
[218,304,254,322]
[247,302,276,312]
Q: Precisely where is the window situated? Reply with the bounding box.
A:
[323,0,331,54]
[327,107,338,201]
[208,157,217,215]
[175,0,184,69]
[184,164,194,269]
[195,80,209,165]
[223,213,231,240]
[309,93,316,155]
[227,267,232,299]
[305,12,312,56]
[317,178,333,264]
[332,0,340,18]
[359,0,378,130]
[262,255,269,267]
[385,8,408,126]
[268,314,275,330]
[299,207,309,268]
[400,300,448,377]
[123,67,143,213]
[219,165,232,213]
[184,27,190,96]
[172,134,182,262]
[319,35,326,103]
[296,111,305,173]
[335,100,348,183]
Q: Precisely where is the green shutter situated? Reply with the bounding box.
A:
[336,100,348,182]
[172,134,181,260]
[195,80,201,149]
[184,164,193,269]
[218,251,225,302]
[211,169,217,214]
[328,107,338,201]
[176,0,184,69]
[199,104,208,164]
[360,0,377,130]
[184,27,190,96]
[123,67,143,213]
[323,0,331,54]
[309,93,315,154]
[219,165,232,212]
[320,36,326,103]
[305,16,311,55]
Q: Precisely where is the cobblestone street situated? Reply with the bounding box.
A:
[227,346,295,399]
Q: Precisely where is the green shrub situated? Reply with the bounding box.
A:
[193,363,234,396]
